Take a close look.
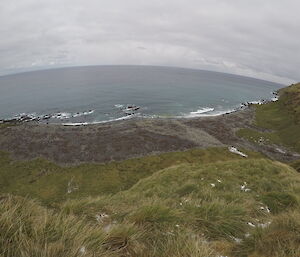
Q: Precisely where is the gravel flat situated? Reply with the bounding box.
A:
[0,107,297,164]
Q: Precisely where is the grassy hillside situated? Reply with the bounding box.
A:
[0,148,262,205]
[237,83,300,153]
[279,83,300,122]
[291,159,300,172]
[1,156,300,257]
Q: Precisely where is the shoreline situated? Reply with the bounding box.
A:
[0,92,279,127]
[1,103,298,165]
[0,102,274,128]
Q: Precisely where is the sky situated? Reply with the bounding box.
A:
[0,0,299,84]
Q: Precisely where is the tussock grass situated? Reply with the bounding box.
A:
[186,200,248,239]
[290,159,300,172]
[1,145,300,256]
[60,157,300,256]
[0,195,218,257]
[0,195,109,257]
[128,204,179,226]
[261,191,298,214]
[234,211,300,257]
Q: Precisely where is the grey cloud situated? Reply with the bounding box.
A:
[0,0,299,84]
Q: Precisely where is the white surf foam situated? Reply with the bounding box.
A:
[248,100,264,105]
[62,114,135,126]
[52,110,95,119]
[51,112,72,119]
[72,110,95,118]
[189,107,214,115]
[185,107,235,118]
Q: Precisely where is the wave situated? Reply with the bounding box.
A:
[189,107,214,115]
[196,109,236,117]
[181,107,236,118]
[51,112,72,119]
[271,97,278,102]
[62,114,135,126]
[247,100,263,105]
[53,110,95,119]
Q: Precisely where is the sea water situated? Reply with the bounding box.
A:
[0,65,283,124]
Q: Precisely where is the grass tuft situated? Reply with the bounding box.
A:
[129,203,178,226]
[261,192,298,214]
[186,200,248,239]
[234,211,300,257]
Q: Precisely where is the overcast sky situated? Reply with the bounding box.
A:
[0,0,299,84]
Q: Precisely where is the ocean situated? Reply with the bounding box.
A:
[0,65,283,124]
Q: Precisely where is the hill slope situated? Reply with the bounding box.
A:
[1,152,300,257]
[238,83,300,153]
[0,148,262,205]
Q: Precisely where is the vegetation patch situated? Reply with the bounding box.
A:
[186,200,248,239]
[128,204,178,226]
[0,122,19,129]
[0,195,218,257]
[237,83,300,153]
[0,147,262,205]
[290,159,300,172]
[236,128,280,145]
[1,149,300,256]
[233,211,300,257]
[59,157,300,256]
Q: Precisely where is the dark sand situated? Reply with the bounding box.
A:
[0,107,298,164]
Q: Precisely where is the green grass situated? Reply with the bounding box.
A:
[0,155,300,257]
[0,147,263,205]
[236,128,281,145]
[0,122,18,129]
[233,211,300,257]
[1,149,300,256]
[290,159,300,172]
[261,192,298,214]
[0,195,217,257]
[237,83,300,153]
[60,157,300,256]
